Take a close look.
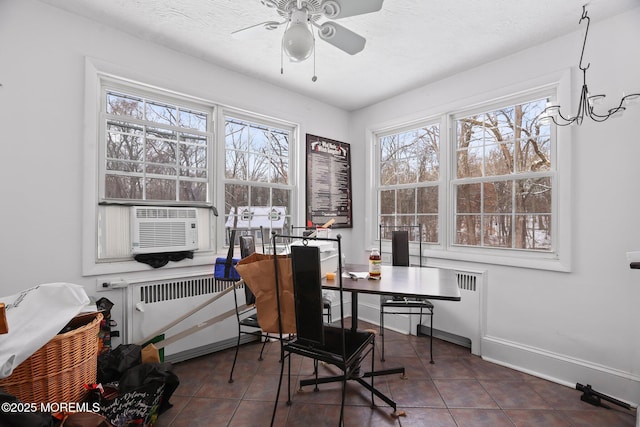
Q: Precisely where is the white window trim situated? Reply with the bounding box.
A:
[374,116,443,256]
[368,69,572,272]
[215,107,298,250]
[84,59,303,277]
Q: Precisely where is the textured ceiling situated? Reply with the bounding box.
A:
[38,0,639,111]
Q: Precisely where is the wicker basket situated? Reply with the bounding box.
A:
[0,311,102,405]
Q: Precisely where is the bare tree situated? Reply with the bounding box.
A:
[456,99,551,250]
[224,119,291,231]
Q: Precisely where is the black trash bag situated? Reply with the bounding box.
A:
[97,344,141,384]
[0,387,54,427]
[118,362,179,415]
[97,363,179,426]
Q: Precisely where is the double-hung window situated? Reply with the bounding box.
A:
[223,113,294,236]
[93,79,216,265]
[377,122,440,243]
[85,65,300,274]
[102,89,212,205]
[453,97,552,251]
[375,89,562,268]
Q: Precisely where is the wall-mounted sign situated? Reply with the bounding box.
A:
[306,134,352,228]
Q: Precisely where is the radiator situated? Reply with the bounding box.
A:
[423,270,485,355]
[125,270,484,363]
[126,275,248,363]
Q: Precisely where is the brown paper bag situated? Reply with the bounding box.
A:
[141,343,160,364]
[235,253,296,334]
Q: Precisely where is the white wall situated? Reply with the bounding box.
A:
[0,0,352,340]
[350,7,640,405]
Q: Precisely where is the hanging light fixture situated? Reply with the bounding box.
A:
[282,8,315,62]
[235,0,383,83]
[543,5,640,126]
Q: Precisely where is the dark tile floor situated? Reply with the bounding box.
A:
[155,321,636,427]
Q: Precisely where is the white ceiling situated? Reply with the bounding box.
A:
[38,0,639,111]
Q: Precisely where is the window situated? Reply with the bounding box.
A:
[223,114,294,235]
[377,123,440,243]
[374,89,562,267]
[453,97,552,250]
[84,63,301,275]
[102,89,213,205]
[90,76,217,269]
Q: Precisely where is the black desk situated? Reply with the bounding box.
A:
[324,264,461,332]
[298,264,461,409]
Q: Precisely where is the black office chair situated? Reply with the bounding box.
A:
[270,233,393,427]
[227,227,271,383]
[291,225,332,324]
[379,225,435,364]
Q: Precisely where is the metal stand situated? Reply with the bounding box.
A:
[576,383,631,410]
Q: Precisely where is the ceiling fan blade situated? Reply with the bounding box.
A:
[232,21,285,40]
[321,0,384,19]
[318,22,365,55]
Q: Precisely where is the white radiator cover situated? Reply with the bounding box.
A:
[126,275,243,362]
[125,269,486,363]
[428,270,485,355]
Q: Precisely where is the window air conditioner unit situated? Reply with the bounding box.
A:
[131,206,198,254]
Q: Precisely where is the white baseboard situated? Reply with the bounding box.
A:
[482,335,640,408]
[351,296,640,411]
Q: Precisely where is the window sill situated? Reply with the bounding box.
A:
[83,251,217,277]
[424,248,570,272]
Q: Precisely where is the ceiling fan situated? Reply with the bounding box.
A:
[232,0,384,80]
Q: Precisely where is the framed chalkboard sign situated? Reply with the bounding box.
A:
[305,134,352,228]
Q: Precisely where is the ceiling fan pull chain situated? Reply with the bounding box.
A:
[312,28,318,82]
[234,0,384,73]
[280,21,288,75]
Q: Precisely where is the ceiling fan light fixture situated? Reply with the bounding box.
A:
[318,22,336,40]
[264,21,281,31]
[234,0,384,76]
[282,22,314,62]
[321,1,341,19]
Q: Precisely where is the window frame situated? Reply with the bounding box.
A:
[82,58,301,276]
[375,118,442,248]
[370,71,572,272]
[216,107,298,250]
[98,78,215,207]
[449,91,555,252]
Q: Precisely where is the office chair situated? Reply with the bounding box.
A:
[291,225,332,324]
[270,233,393,427]
[378,225,435,364]
[227,227,272,383]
